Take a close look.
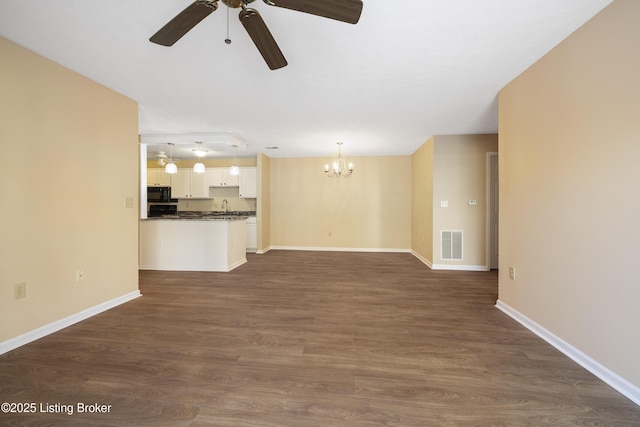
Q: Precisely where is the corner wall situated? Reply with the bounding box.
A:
[0,37,140,345]
[411,135,498,270]
[498,0,640,392]
[432,134,498,269]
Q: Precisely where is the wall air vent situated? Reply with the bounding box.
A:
[441,230,463,260]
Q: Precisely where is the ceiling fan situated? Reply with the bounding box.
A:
[149,0,364,70]
[148,151,181,167]
[148,143,181,167]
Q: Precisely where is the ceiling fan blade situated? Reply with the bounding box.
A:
[239,8,288,70]
[150,1,217,46]
[264,0,363,24]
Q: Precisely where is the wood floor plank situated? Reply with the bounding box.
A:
[0,250,638,426]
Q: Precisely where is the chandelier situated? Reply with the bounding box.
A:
[324,142,353,177]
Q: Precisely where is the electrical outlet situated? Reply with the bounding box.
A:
[76,270,85,282]
[15,282,26,300]
[509,267,516,280]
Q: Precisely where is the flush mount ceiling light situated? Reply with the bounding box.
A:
[165,143,178,174]
[324,142,353,177]
[193,141,207,173]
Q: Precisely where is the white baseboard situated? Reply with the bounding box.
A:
[410,251,488,271]
[411,250,433,268]
[0,290,141,355]
[269,246,411,253]
[496,300,640,407]
[139,259,246,272]
[431,263,489,271]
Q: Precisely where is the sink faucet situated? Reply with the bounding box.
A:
[221,199,228,213]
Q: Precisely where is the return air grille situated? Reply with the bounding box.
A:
[441,230,463,260]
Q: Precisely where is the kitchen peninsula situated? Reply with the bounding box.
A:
[140,212,248,272]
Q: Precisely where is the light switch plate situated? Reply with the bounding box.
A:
[440,201,448,208]
[124,197,134,208]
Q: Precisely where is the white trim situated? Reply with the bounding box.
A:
[255,247,271,254]
[140,144,148,219]
[0,290,141,355]
[269,246,411,253]
[496,300,640,407]
[411,250,433,269]
[485,152,498,271]
[431,263,489,271]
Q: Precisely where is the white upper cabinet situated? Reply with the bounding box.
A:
[171,169,210,198]
[147,169,171,186]
[207,168,239,187]
[239,167,257,199]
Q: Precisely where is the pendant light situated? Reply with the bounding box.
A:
[192,141,207,174]
[229,145,240,176]
[165,143,178,174]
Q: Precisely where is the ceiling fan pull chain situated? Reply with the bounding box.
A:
[225,5,232,44]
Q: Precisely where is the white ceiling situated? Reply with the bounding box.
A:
[0,0,612,160]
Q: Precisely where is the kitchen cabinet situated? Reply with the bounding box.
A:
[147,168,171,186]
[239,167,257,198]
[246,216,257,252]
[207,168,239,187]
[171,169,210,198]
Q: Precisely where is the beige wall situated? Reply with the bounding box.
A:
[411,137,434,263]
[0,37,139,342]
[411,135,497,269]
[498,0,640,388]
[270,156,411,250]
[433,134,498,268]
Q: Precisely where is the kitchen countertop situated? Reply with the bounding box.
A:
[143,211,256,221]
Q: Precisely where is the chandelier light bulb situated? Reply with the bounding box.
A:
[324,142,353,177]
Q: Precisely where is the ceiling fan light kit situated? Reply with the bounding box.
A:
[149,0,364,70]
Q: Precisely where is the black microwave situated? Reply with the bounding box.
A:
[147,186,175,203]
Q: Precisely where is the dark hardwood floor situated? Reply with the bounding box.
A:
[1,251,638,426]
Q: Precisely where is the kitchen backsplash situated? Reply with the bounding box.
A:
[176,186,257,212]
